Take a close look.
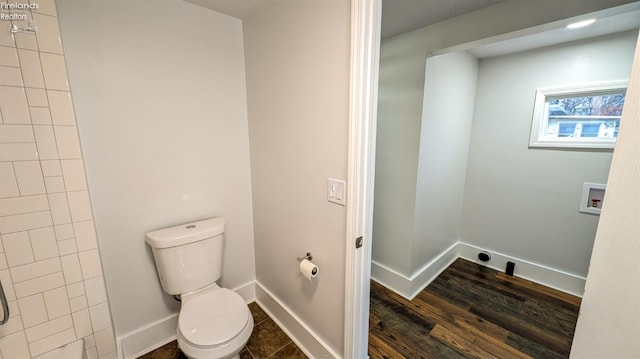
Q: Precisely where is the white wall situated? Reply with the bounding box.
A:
[0,2,115,358]
[242,0,350,355]
[56,0,255,354]
[373,0,636,280]
[461,31,637,278]
[570,30,640,358]
[411,52,478,274]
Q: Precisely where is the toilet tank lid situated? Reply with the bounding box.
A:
[145,217,225,249]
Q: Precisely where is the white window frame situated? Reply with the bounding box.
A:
[529,80,628,149]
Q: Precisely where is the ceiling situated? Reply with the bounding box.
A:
[184,0,640,58]
[468,8,640,58]
[184,0,507,35]
[183,0,266,19]
[381,0,506,39]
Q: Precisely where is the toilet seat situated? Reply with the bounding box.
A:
[179,286,250,349]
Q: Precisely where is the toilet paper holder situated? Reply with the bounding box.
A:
[296,252,313,262]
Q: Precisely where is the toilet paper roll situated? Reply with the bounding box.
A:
[299,259,319,280]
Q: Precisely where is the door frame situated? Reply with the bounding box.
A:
[344,0,381,358]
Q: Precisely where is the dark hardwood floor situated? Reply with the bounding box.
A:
[369,258,581,359]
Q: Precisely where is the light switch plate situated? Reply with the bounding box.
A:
[327,178,346,206]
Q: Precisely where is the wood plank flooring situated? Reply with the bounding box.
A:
[369,258,581,359]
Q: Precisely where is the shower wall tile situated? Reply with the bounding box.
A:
[0,163,19,198]
[0,143,38,161]
[61,160,87,191]
[57,239,77,256]
[0,124,35,143]
[0,4,113,359]
[0,332,31,359]
[14,30,39,51]
[0,86,30,124]
[78,249,101,279]
[67,191,92,222]
[14,161,46,196]
[0,313,25,338]
[27,88,49,107]
[25,315,72,344]
[69,295,88,313]
[33,126,59,160]
[29,227,59,260]
[0,66,23,86]
[72,309,92,338]
[29,327,76,357]
[66,282,85,299]
[0,210,52,234]
[89,303,111,332]
[0,29,15,47]
[0,195,49,217]
[53,126,81,159]
[41,160,62,177]
[2,231,34,267]
[33,13,63,55]
[43,287,71,319]
[94,327,116,358]
[40,53,69,91]
[18,294,48,328]
[0,270,15,302]
[18,49,45,88]
[84,276,107,307]
[48,91,75,125]
[60,254,82,284]
[10,257,60,283]
[0,46,19,67]
[74,221,97,251]
[47,193,71,225]
[33,0,57,17]
[30,107,53,125]
[14,272,65,298]
[54,223,74,241]
[44,176,65,193]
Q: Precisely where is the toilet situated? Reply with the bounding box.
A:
[145,217,253,359]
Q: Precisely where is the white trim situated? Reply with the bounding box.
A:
[371,242,586,301]
[255,281,340,359]
[407,242,459,299]
[118,281,257,359]
[529,80,628,149]
[371,242,458,300]
[120,313,178,359]
[232,280,257,303]
[345,0,381,358]
[457,242,586,297]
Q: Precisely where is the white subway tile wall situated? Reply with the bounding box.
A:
[0,3,115,359]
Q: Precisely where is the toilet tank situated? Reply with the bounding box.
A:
[145,217,225,295]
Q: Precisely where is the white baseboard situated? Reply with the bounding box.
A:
[233,280,257,303]
[119,314,178,359]
[457,242,586,297]
[371,242,458,300]
[407,242,459,299]
[372,241,586,300]
[255,281,341,359]
[118,280,257,359]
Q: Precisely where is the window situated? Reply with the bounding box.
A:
[529,81,627,149]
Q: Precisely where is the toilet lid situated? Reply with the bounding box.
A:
[179,288,249,347]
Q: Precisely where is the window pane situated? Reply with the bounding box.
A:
[545,93,624,139]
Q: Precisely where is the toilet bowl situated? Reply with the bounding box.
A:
[177,284,253,359]
[145,217,253,359]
